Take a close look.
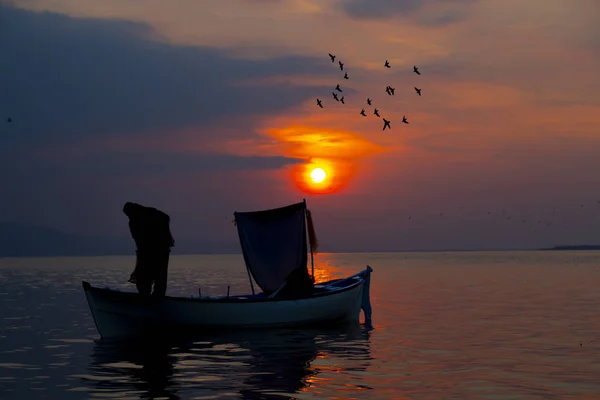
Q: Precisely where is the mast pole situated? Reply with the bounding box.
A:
[303,199,315,281]
[246,264,256,296]
[310,244,315,281]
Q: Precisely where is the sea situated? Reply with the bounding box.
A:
[1,251,600,400]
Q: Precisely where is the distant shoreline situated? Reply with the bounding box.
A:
[539,245,600,251]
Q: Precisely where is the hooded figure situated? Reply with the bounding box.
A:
[123,202,175,297]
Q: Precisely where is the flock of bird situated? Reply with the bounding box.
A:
[316,53,423,131]
[3,54,425,130]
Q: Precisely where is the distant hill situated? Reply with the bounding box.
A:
[0,221,240,257]
[540,245,600,251]
[0,221,130,257]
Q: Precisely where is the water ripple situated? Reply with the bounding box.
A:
[1,252,600,398]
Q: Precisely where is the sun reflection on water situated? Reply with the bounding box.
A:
[311,255,346,283]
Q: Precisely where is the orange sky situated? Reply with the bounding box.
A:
[18,0,599,174]
[4,0,600,250]
[17,0,598,193]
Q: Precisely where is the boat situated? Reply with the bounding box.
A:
[82,200,373,339]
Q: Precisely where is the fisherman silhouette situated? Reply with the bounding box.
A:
[123,202,175,297]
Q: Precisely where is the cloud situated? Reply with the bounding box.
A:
[339,0,478,24]
[0,3,334,238]
[9,150,304,178]
[0,4,333,150]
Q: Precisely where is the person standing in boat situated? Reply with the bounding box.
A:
[123,202,175,297]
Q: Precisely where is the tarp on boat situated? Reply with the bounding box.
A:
[234,201,308,294]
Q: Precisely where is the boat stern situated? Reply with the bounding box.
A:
[361,266,373,326]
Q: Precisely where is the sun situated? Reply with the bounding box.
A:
[310,167,326,183]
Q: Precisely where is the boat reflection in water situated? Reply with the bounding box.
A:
[86,338,181,399]
[85,324,373,399]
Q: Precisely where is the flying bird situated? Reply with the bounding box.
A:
[329,53,336,62]
[340,96,345,104]
[344,72,349,79]
[339,61,344,71]
[335,84,343,92]
[6,117,11,123]
[402,115,409,124]
[360,109,367,117]
[385,86,391,96]
[414,87,422,96]
[374,108,380,117]
[389,87,395,95]
[413,65,421,75]
[367,98,372,106]
[384,60,391,68]
[332,92,339,101]
[383,118,391,131]
[316,98,323,108]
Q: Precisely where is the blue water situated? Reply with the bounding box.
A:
[1,251,600,399]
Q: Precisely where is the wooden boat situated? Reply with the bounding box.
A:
[82,200,373,339]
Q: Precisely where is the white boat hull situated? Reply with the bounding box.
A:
[82,268,372,339]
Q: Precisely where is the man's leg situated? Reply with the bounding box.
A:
[134,252,153,296]
[136,280,152,295]
[152,251,170,297]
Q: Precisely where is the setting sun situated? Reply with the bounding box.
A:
[263,123,385,195]
[310,167,326,183]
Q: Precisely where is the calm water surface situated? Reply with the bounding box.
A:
[1,251,600,399]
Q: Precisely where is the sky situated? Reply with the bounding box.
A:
[1,0,600,252]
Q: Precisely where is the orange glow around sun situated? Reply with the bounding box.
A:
[297,159,341,194]
[263,122,385,195]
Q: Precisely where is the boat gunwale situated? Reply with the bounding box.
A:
[82,274,365,304]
